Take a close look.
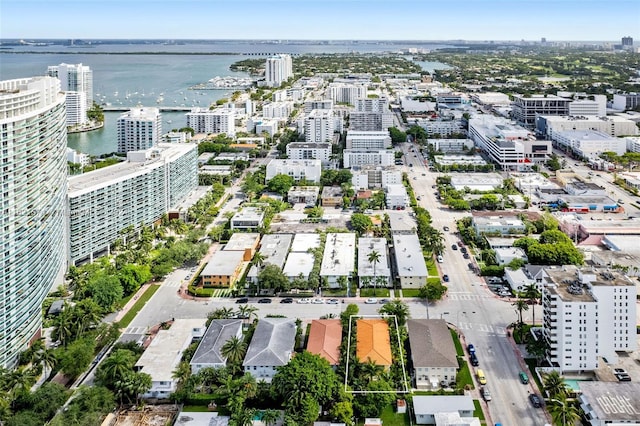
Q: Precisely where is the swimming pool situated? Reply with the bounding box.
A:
[564,378,592,392]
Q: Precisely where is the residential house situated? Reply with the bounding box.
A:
[190,319,243,374]
[243,318,296,382]
[356,319,392,369]
[407,319,458,389]
[306,319,342,367]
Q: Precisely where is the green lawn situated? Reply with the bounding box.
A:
[116,284,160,328]
[456,359,474,390]
[360,288,390,297]
[401,288,422,297]
[323,288,348,297]
[427,277,441,286]
[450,329,464,356]
[356,404,410,426]
[426,258,438,276]
[473,399,486,421]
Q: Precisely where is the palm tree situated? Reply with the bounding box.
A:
[172,361,192,390]
[548,392,580,426]
[261,408,281,426]
[34,349,57,380]
[221,336,247,366]
[379,299,410,327]
[523,283,540,325]
[207,307,235,321]
[542,370,568,398]
[236,304,258,324]
[97,349,136,388]
[512,298,529,342]
[230,405,255,426]
[360,359,384,384]
[368,250,381,296]
[52,305,75,346]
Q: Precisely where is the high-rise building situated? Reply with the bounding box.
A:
[0,77,67,367]
[117,107,162,153]
[304,109,336,143]
[186,107,235,136]
[511,94,571,129]
[67,144,198,265]
[326,83,367,105]
[265,54,293,87]
[47,63,93,108]
[621,36,633,47]
[47,63,93,126]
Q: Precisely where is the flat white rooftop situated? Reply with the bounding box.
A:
[320,233,356,277]
[135,319,205,383]
[283,252,315,278]
[202,251,245,276]
[68,143,196,196]
[393,234,428,277]
[290,233,321,252]
[358,238,390,277]
[223,233,260,251]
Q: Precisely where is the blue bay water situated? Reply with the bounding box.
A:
[0,41,452,156]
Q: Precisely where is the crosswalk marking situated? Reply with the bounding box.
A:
[448,292,493,301]
[123,326,147,334]
[164,280,181,288]
[456,322,507,336]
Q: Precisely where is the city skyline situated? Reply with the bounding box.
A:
[1,0,638,42]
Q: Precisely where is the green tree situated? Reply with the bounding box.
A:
[221,336,248,367]
[341,304,359,328]
[350,213,373,236]
[86,275,123,311]
[260,409,281,426]
[379,299,410,327]
[49,385,115,426]
[542,370,568,398]
[523,283,540,325]
[512,298,529,342]
[267,174,295,195]
[257,264,290,293]
[117,264,151,295]
[34,348,57,380]
[353,379,395,418]
[419,280,447,301]
[388,127,407,144]
[272,351,340,421]
[547,392,580,426]
[57,338,96,380]
[95,349,136,389]
[329,400,354,426]
[367,250,381,296]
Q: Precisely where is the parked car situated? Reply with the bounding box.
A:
[280,298,293,304]
[451,244,458,250]
[311,298,324,304]
[467,344,476,354]
[481,386,492,402]
[236,297,249,304]
[257,298,272,304]
[519,371,529,384]
[443,226,450,231]
[470,353,479,366]
[365,298,378,304]
[529,393,543,408]
[476,369,487,385]
[463,253,470,259]
[379,298,391,304]
[297,298,311,304]
[437,255,444,263]
[443,274,449,282]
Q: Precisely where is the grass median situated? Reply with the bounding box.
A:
[117,284,160,328]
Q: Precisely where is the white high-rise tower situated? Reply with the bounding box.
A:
[265,54,293,87]
[0,77,67,367]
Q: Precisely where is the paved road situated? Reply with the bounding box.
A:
[126,142,547,425]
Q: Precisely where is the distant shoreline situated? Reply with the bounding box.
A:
[67,121,104,134]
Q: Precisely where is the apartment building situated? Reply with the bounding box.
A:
[512,94,571,128]
[67,144,198,265]
[47,62,93,109]
[326,83,367,105]
[392,233,428,288]
[63,91,87,126]
[0,77,67,367]
[386,184,409,209]
[320,233,356,288]
[542,266,637,373]
[286,142,331,162]
[116,107,162,153]
[186,107,235,135]
[358,238,391,288]
[304,109,336,143]
[343,149,394,168]
[613,93,640,111]
[265,159,321,183]
[304,99,333,114]
[345,130,392,151]
[351,166,402,190]
[264,54,293,87]
[262,101,293,119]
[472,215,526,236]
[349,98,394,131]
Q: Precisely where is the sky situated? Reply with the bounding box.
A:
[1,0,639,41]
